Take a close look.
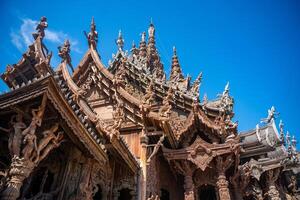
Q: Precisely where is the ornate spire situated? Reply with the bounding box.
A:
[84,17,98,49]
[170,46,184,82]
[139,32,147,57]
[147,21,156,56]
[116,30,124,51]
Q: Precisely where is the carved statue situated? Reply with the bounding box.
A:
[84,17,98,49]
[32,16,48,40]
[35,123,63,162]
[22,128,38,161]
[21,107,45,161]
[190,72,202,98]
[159,87,173,117]
[261,106,279,123]
[8,113,26,157]
[58,40,74,72]
[105,101,125,139]
[143,79,155,106]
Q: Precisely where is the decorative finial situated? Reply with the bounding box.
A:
[132,40,136,48]
[32,16,48,40]
[116,30,124,51]
[173,46,177,56]
[141,32,146,42]
[261,106,279,124]
[286,131,291,146]
[84,17,98,49]
[148,21,155,38]
[292,136,297,148]
[279,120,285,143]
[91,16,95,26]
[58,39,74,72]
[203,93,208,104]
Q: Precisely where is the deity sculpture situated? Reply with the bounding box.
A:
[84,17,98,49]
[32,16,48,40]
[58,40,74,72]
[9,113,26,157]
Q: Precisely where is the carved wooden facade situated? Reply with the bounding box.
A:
[0,17,299,200]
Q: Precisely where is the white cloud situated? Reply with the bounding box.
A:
[10,18,82,53]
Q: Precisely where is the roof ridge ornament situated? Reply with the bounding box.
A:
[116,30,125,51]
[32,16,48,40]
[190,72,202,98]
[58,39,74,72]
[279,120,285,143]
[139,32,147,57]
[260,106,279,124]
[84,17,98,50]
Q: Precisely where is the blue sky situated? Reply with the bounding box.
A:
[0,0,300,144]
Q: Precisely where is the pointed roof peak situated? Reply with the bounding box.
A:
[91,16,95,26]
[173,46,177,56]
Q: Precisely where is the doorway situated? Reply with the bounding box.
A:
[198,185,217,200]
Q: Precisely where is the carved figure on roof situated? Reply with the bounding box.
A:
[9,113,26,157]
[159,87,173,117]
[58,40,74,72]
[279,120,285,143]
[142,79,155,106]
[113,58,126,86]
[261,106,279,123]
[217,82,234,114]
[116,30,124,51]
[84,17,98,49]
[32,16,48,40]
[190,72,202,98]
[106,101,125,139]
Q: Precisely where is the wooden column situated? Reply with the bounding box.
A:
[216,155,233,200]
[184,174,195,200]
[139,129,148,200]
[265,168,280,200]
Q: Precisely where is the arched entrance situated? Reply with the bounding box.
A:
[198,185,217,200]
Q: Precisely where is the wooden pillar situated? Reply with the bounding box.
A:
[139,130,148,200]
[216,174,231,200]
[216,155,233,200]
[184,174,195,200]
[265,169,280,200]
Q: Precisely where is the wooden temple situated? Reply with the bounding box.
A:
[0,17,299,200]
